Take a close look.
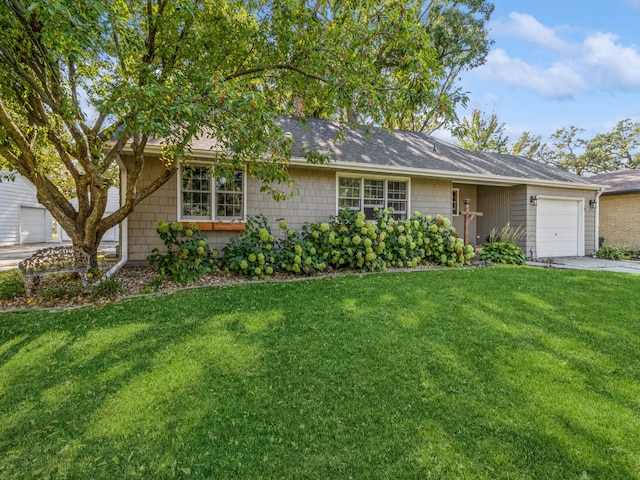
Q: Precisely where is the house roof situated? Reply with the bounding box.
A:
[589,170,640,195]
[276,117,602,189]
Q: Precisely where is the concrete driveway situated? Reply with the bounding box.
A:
[529,256,640,275]
[0,242,118,272]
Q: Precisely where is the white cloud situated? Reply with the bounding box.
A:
[492,12,576,54]
[479,13,640,97]
[580,32,640,89]
[477,49,587,98]
[626,0,640,8]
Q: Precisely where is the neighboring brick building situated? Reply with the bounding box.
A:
[590,170,640,250]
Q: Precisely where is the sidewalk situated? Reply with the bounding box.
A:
[0,241,118,272]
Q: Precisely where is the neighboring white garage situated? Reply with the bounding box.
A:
[20,206,47,243]
[0,171,54,246]
[536,197,584,257]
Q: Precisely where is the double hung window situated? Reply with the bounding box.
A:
[338,176,408,220]
[180,165,245,221]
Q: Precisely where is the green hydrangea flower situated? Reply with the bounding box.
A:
[352,235,362,245]
[248,253,257,263]
[320,223,330,233]
[278,220,288,229]
[259,228,270,242]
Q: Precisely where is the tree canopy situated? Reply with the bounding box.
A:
[380,0,494,133]
[454,109,640,176]
[0,0,488,265]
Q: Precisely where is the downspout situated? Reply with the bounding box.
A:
[593,187,604,255]
[103,158,128,279]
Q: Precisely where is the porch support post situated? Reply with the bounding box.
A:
[462,199,483,246]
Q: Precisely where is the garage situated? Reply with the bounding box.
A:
[536,198,583,257]
[20,206,47,243]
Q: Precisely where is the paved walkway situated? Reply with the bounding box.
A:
[0,241,118,272]
[527,256,640,275]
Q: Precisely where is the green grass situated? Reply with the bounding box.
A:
[1,267,640,479]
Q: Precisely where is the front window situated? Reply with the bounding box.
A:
[180,165,245,221]
[182,166,211,219]
[452,188,460,216]
[338,176,409,220]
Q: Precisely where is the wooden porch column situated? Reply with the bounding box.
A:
[462,198,483,246]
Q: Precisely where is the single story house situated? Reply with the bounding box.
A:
[0,171,57,246]
[121,117,605,264]
[589,170,640,250]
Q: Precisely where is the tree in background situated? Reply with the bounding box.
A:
[454,109,509,153]
[455,109,640,176]
[0,0,473,267]
[517,120,640,175]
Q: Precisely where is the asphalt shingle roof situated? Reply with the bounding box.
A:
[589,170,640,194]
[276,117,601,188]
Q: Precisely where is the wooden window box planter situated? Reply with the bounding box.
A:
[181,221,246,231]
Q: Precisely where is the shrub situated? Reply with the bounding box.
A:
[595,245,629,260]
[0,269,25,300]
[91,277,123,298]
[147,221,218,284]
[486,223,526,244]
[223,209,475,278]
[221,215,278,278]
[479,241,526,265]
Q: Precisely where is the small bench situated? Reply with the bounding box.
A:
[19,246,90,297]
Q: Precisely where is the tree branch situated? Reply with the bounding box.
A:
[225,64,329,83]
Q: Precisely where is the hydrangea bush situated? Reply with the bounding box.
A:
[147,221,218,283]
[221,208,475,278]
[221,215,278,279]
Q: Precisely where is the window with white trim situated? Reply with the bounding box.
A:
[180,165,245,221]
[452,188,460,216]
[338,176,408,220]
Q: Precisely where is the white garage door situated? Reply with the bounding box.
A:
[536,198,582,257]
[20,206,47,243]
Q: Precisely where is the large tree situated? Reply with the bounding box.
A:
[380,0,494,133]
[0,0,462,267]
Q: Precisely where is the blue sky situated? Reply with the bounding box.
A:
[443,0,640,144]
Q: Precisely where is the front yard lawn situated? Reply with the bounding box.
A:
[1,267,640,479]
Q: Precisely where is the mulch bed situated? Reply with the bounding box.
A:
[1,260,484,312]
